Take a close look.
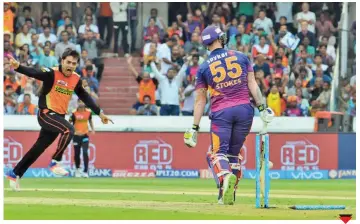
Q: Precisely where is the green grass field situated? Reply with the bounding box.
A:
[3,178,355,220]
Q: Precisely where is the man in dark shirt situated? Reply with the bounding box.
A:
[6,48,113,191]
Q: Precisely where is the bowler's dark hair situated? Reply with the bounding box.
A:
[62,48,80,62]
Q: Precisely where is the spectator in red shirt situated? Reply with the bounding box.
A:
[315,12,337,39]
[252,35,274,60]
[144,18,161,40]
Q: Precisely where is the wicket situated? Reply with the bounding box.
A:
[255,133,270,208]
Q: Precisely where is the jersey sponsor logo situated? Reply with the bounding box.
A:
[207,52,228,64]
[57,80,68,87]
[41,67,50,72]
[55,86,74,95]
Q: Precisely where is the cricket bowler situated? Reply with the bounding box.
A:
[184,25,274,205]
[69,100,95,178]
[6,48,113,191]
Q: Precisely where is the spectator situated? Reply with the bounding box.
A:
[57,16,77,38]
[239,14,253,34]
[210,13,226,31]
[266,83,282,116]
[44,41,55,56]
[157,36,177,75]
[181,75,196,116]
[81,6,97,25]
[150,61,188,116]
[171,45,184,68]
[253,9,274,35]
[4,2,15,33]
[315,11,337,39]
[295,49,313,65]
[320,36,336,62]
[185,54,200,84]
[338,82,352,113]
[17,82,39,105]
[288,78,309,99]
[227,18,238,38]
[273,55,289,88]
[318,44,334,67]
[18,44,32,65]
[37,16,55,34]
[274,3,294,33]
[178,13,202,41]
[79,49,89,69]
[29,34,42,65]
[184,32,206,56]
[310,67,332,85]
[110,2,129,56]
[228,24,251,50]
[253,54,271,79]
[55,31,77,60]
[297,36,316,58]
[308,77,323,105]
[84,66,99,93]
[296,3,316,33]
[276,47,289,67]
[311,81,331,112]
[57,10,69,28]
[38,26,57,48]
[82,59,98,77]
[78,15,99,36]
[16,6,36,30]
[297,21,317,48]
[4,31,14,46]
[4,85,18,115]
[98,2,113,48]
[167,21,183,39]
[144,8,165,30]
[78,31,105,81]
[347,90,356,117]
[143,43,159,71]
[312,54,329,73]
[172,32,184,46]
[143,33,161,56]
[16,94,38,115]
[255,69,269,95]
[252,35,274,60]
[127,56,158,109]
[137,95,158,116]
[25,18,37,34]
[144,18,162,40]
[64,25,78,44]
[296,88,310,116]
[4,40,15,59]
[187,48,205,66]
[128,3,138,52]
[38,45,59,68]
[285,96,302,116]
[15,24,32,48]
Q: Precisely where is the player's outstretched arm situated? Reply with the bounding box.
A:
[9,55,53,82]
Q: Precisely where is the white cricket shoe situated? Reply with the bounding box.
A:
[222,174,237,205]
[82,172,89,178]
[6,170,20,192]
[75,168,82,178]
[49,160,69,176]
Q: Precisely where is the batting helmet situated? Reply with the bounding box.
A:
[201,25,227,46]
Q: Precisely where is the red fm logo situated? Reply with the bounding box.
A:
[134,139,173,170]
[4,137,23,165]
[280,140,319,170]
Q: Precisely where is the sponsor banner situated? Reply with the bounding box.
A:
[243,170,329,180]
[3,132,339,171]
[87,168,112,177]
[112,169,155,178]
[24,168,71,178]
[199,169,214,179]
[338,133,356,169]
[328,170,356,179]
[156,169,199,178]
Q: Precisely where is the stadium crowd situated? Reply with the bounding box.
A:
[3,2,356,117]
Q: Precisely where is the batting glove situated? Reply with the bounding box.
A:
[258,104,275,123]
[184,124,199,148]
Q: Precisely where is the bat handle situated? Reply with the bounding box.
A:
[259,121,268,135]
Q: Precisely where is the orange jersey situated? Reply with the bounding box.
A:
[71,109,92,135]
[14,65,101,115]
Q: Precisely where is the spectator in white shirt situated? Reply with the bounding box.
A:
[274,3,294,33]
[78,15,99,36]
[150,61,188,116]
[38,26,57,48]
[296,3,316,33]
[110,2,129,55]
[55,31,77,60]
[181,75,196,116]
[143,33,161,55]
[156,36,178,75]
[253,9,273,35]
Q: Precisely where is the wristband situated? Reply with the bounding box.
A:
[192,124,200,131]
[257,104,265,112]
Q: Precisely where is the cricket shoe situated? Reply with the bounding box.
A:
[75,168,82,178]
[82,172,89,178]
[49,160,69,176]
[222,174,237,205]
[6,170,20,192]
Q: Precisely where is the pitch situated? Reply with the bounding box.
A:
[4,178,355,220]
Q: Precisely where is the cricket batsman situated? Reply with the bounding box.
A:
[70,100,95,178]
[184,26,274,205]
[6,48,113,191]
